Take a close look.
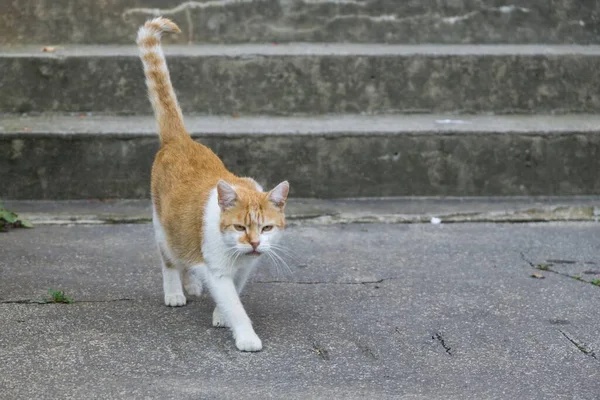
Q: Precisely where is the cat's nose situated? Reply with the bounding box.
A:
[250,240,260,250]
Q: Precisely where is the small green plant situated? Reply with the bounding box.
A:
[572,275,582,281]
[591,279,600,287]
[536,264,551,271]
[42,289,74,304]
[0,202,33,232]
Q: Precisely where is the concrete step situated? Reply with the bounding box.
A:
[1,0,598,45]
[2,114,600,199]
[3,44,600,115]
[5,197,600,226]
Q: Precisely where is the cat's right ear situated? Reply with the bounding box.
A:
[217,180,238,211]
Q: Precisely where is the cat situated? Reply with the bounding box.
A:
[137,17,289,352]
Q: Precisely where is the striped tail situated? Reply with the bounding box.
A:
[136,17,188,144]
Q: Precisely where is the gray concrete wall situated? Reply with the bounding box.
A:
[2,2,599,200]
[3,45,600,115]
[1,0,598,45]
[2,127,600,199]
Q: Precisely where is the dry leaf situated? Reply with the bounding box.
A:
[531,273,545,279]
[232,112,240,119]
[42,46,56,53]
[22,127,32,132]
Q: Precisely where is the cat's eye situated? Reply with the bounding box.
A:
[262,225,274,232]
[234,225,246,232]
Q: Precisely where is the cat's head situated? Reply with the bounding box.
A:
[217,180,289,256]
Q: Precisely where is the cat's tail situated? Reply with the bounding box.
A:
[137,17,187,145]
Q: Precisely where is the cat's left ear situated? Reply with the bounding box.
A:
[268,181,289,209]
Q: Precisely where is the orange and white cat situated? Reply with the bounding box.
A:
[137,17,289,352]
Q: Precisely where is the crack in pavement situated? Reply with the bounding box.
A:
[0,279,396,305]
[558,330,597,360]
[255,278,395,285]
[520,252,600,287]
[357,343,378,360]
[0,298,135,305]
[433,332,453,356]
[520,252,537,268]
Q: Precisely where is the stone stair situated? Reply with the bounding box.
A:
[2,1,598,45]
[1,0,599,199]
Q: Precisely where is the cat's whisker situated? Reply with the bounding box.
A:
[268,246,295,258]
[226,249,243,271]
[264,251,282,278]
[232,250,243,265]
[268,244,300,263]
[267,251,288,279]
[220,246,239,271]
[268,245,294,262]
[268,249,294,277]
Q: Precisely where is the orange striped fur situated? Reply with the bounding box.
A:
[138,17,290,351]
[137,18,285,264]
[137,17,289,266]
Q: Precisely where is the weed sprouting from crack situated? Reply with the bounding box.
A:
[0,202,33,232]
[3,289,76,304]
[1,297,134,305]
[312,341,330,361]
[536,264,551,271]
[43,289,73,304]
[520,252,600,287]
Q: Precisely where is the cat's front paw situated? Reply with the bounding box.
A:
[235,332,262,352]
[212,308,229,328]
[164,293,186,307]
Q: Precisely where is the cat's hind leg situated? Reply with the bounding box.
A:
[160,249,186,307]
[154,207,186,306]
[183,264,204,297]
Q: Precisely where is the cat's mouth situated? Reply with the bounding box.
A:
[247,250,262,256]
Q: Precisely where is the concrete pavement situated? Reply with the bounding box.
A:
[1,215,599,399]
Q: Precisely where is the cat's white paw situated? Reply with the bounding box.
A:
[212,308,229,328]
[184,282,203,297]
[164,293,186,307]
[235,333,262,352]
